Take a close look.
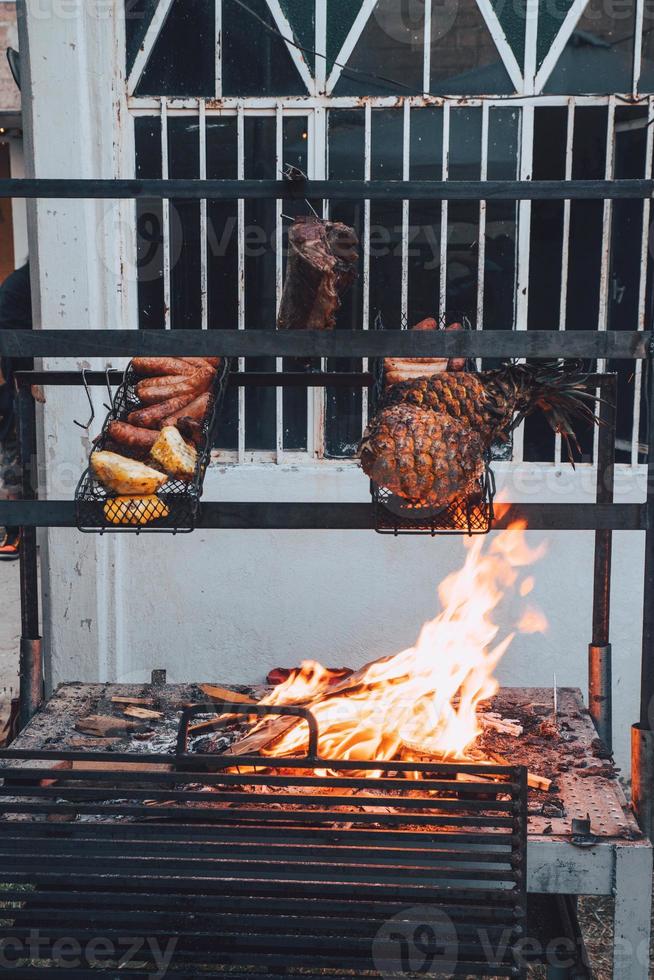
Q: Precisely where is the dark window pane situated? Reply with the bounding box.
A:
[446,109,482,317]
[282,115,310,452]
[136,0,215,97]
[483,107,518,366]
[244,116,277,452]
[333,0,423,96]
[524,107,568,461]
[609,108,650,463]
[537,0,575,71]
[207,117,239,451]
[563,106,609,462]
[494,0,525,71]
[326,109,365,458]
[430,0,514,94]
[545,0,635,94]
[278,0,315,73]
[222,0,307,95]
[641,4,654,90]
[327,0,364,75]
[370,110,404,330]
[408,107,443,325]
[135,116,165,330]
[167,117,201,331]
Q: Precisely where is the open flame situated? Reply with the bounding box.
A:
[256,524,547,766]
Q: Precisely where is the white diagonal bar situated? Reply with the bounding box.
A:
[326,0,378,94]
[127,0,176,97]
[475,0,524,92]
[266,0,314,94]
[535,0,590,92]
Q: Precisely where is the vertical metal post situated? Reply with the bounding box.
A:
[634,351,654,838]
[16,384,43,729]
[589,375,615,749]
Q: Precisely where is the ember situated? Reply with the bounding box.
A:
[241,524,547,767]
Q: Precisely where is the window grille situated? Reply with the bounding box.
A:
[126,0,654,466]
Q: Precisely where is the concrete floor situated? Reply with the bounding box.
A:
[0,559,19,703]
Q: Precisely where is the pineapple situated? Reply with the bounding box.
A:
[361,362,598,506]
[360,405,485,507]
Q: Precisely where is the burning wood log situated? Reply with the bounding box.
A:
[75,715,153,738]
[123,706,163,722]
[188,686,259,737]
[488,751,552,792]
[480,713,524,737]
[199,685,256,704]
[111,696,155,708]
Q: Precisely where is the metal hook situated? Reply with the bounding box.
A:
[73,369,95,431]
[282,164,321,221]
[103,366,114,413]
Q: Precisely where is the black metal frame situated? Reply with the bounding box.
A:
[0,174,648,835]
[0,717,529,978]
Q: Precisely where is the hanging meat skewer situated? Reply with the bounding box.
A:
[277,216,359,331]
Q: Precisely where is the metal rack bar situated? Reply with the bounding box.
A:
[15,387,42,729]
[14,371,376,389]
[1,329,649,359]
[590,375,617,749]
[0,500,644,531]
[0,178,652,200]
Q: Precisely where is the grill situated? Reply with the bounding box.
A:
[0,704,528,979]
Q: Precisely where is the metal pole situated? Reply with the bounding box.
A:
[635,351,654,837]
[15,385,42,729]
[589,376,616,749]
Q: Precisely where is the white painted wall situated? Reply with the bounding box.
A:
[17,3,648,780]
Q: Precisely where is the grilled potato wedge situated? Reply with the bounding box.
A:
[91,451,168,495]
[150,426,198,481]
[103,495,170,526]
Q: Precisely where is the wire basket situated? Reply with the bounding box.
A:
[371,462,496,537]
[75,358,232,534]
[368,312,496,536]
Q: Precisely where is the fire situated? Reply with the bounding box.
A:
[257,525,547,766]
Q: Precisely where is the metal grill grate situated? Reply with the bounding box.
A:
[0,733,528,978]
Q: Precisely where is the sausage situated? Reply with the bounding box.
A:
[161,392,212,429]
[131,357,200,378]
[445,322,466,372]
[128,394,197,430]
[411,317,439,332]
[105,421,159,457]
[180,357,222,370]
[177,416,205,449]
[135,369,214,406]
